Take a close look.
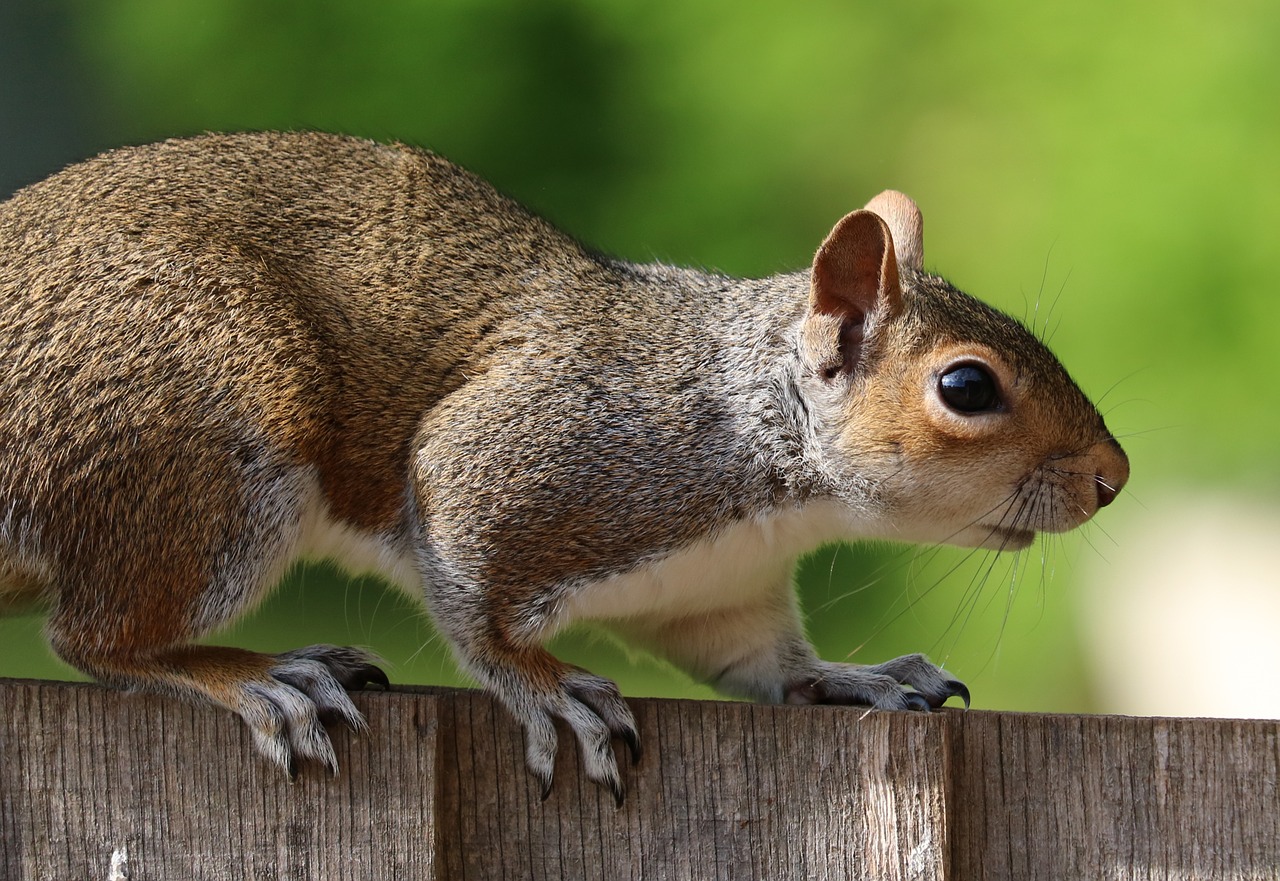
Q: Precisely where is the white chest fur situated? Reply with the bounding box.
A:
[280,472,420,594]
[559,500,866,628]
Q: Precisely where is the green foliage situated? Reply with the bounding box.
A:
[3,0,1277,712]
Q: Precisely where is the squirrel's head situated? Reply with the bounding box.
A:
[799,191,1129,550]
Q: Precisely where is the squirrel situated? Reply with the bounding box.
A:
[0,131,1128,804]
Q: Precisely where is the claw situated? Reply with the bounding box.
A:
[316,706,354,729]
[622,727,643,766]
[609,778,626,809]
[946,679,971,709]
[920,679,971,709]
[358,665,391,690]
[903,691,931,712]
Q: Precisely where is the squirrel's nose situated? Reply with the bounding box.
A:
[1095,476,1120,508]
[1093,436,1129,510]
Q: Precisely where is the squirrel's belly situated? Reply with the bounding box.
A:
[289,474,420,595]
[560,500,861,626]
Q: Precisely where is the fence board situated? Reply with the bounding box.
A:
[2,678,1277,880]
[2,679,438,880]
[430,690,947,880]
[948,710,1280,880]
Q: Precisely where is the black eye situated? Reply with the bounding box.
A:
[938,364,1000,413]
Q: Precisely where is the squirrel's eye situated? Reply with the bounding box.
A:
[938,364,1000,413]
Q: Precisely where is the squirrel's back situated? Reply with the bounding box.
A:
[0,132,662,533]
[0,132,788,603]
[0,130,611,360]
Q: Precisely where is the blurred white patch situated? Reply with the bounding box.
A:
[107,843,129,880]
[1081,491,1280,718]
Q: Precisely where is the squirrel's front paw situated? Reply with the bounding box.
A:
[505,666,640,807]
[785,653,969,711]
[238,645,389,777]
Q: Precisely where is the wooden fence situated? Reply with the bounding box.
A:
[2,678,1277,879]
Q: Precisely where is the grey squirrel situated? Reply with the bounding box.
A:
[0,132,1128,804]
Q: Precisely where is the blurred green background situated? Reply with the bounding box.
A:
[2,0,1277,716]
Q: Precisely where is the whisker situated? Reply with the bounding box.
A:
[809,539,955,623]
[811,568,893,613]
[1119,485,1148,511]
[1030,244,1051,340]
[1076,522,1108,563]
[958,548,1021,676]
[817,480,1034,623]
[843,542,990,657]
[1093,365,1151,409]
[986,548,1025,673]
[1035,528,1054,610]
[929,491,1036,660]
[1106,426,1174,442]
[1042,267,1072,346]
[1045,466,1096,478]
[825,454,1104,675]
[404,627,443,666]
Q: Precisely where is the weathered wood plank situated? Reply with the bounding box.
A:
[2,680,439,881]
[947,710,1280,880]
[431,691,948,880]
[6,678,1277,880]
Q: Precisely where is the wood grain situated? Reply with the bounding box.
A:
[947,710,1280,880]
[431,692,948,880]
[3,679,1277,879]
[2,680,439,880]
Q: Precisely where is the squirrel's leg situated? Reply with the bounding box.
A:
[40,464,388,776]
[48,627,386,775]
[423,578,638,804]
[628,583,969,711]
[412,385,640,803]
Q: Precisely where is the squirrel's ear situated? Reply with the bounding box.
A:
[805,209,904,378]
[862,189,923,272]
